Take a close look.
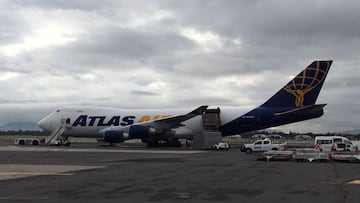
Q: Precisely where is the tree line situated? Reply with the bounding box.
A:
[0,130,47,136]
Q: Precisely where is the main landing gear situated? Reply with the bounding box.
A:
[146,139,182,148]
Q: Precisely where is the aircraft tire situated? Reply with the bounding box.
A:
[161,140,181,147]
[147,141,160,147]
[170,140,181,147]
[173,140,181,147]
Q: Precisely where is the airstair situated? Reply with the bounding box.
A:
[45,118,70,145]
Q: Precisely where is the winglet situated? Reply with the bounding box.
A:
[189,105,208,115]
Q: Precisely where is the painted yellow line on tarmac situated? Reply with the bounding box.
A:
[348,180,360,184]
[0,172,73,176]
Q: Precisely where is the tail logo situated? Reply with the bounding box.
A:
[283,61,331,107]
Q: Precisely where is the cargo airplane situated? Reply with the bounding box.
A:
[38,60,332,147]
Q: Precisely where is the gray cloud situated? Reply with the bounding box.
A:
[64,27,194,64]
[0,0,360,133]
[131,90,159,96]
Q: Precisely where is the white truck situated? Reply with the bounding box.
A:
[213,141,230,150]
[14,137,67,146]
[14,138,44,145]
[314,136,359,152]
[241,139,285,154]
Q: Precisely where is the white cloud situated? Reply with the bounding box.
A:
[78,73,96,81]
[0,7,88,57]
[232,37,242,46]
[0,71,21,81]
[125,8,174,28]
[0,24,80,57]
[180,27,223,52]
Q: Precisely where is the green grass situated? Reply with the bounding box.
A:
[0,135,46,140]
[0,135,97,142]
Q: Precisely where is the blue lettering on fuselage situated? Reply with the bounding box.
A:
[73,115,87,126]
[72,115,135,127]
[88,116,106,126]
[121,116,135,126]
[107,116,120,126]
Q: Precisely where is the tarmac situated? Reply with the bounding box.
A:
[0,141,360,202]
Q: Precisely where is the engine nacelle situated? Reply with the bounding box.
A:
[127,125,157,139]
[103,130,129,143]
[103,125,157,143]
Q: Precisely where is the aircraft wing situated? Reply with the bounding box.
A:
[151,105,208,129]
[100,105,208,133]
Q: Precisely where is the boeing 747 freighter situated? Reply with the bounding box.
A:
[38,61,332,147]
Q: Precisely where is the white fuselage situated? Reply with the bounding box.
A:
[38,106,249,139]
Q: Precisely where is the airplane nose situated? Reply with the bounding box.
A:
[38,117,51,132]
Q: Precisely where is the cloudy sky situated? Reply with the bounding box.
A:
[0,0,360,133]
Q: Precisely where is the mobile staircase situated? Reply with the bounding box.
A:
[45,118,71,146]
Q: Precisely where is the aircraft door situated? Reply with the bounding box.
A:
[202,108,221,131]
[61,118,72,128]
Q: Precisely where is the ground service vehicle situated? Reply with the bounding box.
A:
[213,142,230,150]
[14,137,64,146]
[14,138,43,145]
[241,139,284,154]
[314,136,359,152]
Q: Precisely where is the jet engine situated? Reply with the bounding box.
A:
[127,125,157,138]
[103,130,129,143]
[103,125,157,143]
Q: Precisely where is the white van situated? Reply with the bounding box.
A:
[314,136,358,152]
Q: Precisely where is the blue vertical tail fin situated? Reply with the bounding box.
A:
[260,60,332,108]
